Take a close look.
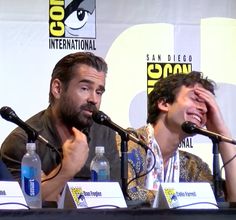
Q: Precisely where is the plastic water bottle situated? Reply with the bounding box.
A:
[90,146,110,181]
[21,142,42,208]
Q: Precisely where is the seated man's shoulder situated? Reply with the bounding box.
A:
[115,125,148,148]
[127,125,149,140]
[179,150,212,181]
[179,150,209,168]
[1,109,47,153]
[179,150,205,163]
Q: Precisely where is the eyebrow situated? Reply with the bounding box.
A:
[79,79,105,92]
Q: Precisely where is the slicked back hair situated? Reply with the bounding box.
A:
[49,52,108,104]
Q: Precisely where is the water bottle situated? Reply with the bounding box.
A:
[90,146,110,181]
[21,142,42,208]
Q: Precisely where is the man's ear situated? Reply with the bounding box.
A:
[157,98,169,112]
[51,78,62,100]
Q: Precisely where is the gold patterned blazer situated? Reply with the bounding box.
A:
[116,126,214,204]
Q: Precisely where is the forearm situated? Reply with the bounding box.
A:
[41,164,73,201]
[40,127,89,202]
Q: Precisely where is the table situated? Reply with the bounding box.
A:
[1,206,236,220]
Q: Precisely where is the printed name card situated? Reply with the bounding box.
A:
[0,181,27,209]
[58,181,127,209]
[153,182,218,209]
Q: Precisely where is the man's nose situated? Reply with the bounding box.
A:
[88,91,99,104]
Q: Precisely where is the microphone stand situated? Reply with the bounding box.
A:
[211,137,222,202]
[91,110,150,205]
[119,132,129,200]
[118,131,151,208]
[119,132,149,208]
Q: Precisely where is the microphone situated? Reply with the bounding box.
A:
[0,106,51,146]
[181,121,236,145]
[92,110,148,150]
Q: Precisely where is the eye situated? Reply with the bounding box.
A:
[81,86,89,91]
[64,9,89,29]
[189,94,197,101]
[96,90,104,96]
[77,9,88,22]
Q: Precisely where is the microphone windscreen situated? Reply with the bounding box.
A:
[0,106,16,121]
[181,121,197,134]
[92,110,111,124]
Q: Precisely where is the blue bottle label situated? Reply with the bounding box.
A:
[22,166,40,196]
[91,169,109,181]
[97,169,109,181]
[91,169,98,181]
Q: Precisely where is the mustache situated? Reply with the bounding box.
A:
[80,103,97,113]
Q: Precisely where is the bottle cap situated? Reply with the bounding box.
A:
[26,142,36,151]
[95,146,105,154]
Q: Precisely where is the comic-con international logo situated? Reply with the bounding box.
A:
[147,53,194,150]
[49,0,96,50]
[147,53,193,94]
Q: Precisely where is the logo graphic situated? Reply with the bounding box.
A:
[49,0,96,50]
[70,187,88,208]
[147,54,193,94]
[64,0,96,38]
[164,188,179,208]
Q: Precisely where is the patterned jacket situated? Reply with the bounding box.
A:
[116,126,213,204]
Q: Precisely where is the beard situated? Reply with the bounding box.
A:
[58,95,97,131]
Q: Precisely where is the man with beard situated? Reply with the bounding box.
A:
[0,52,120,203]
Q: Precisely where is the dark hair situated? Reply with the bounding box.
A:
[147,71,216,124]
[49,52,108,104]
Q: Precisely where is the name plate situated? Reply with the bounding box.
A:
[0,181,27,209]
[153,182,218,209]
[58,181,127,209]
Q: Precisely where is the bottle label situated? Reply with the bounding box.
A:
[22,166,40,196]
[91,169,98,181]
[91,169,109,181]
